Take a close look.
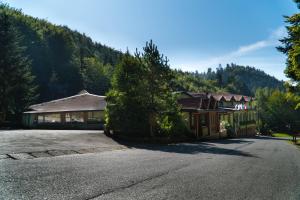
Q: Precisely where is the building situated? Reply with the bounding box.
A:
[23,90,257,137]
[177,92,257,139]
[22,90,106,129]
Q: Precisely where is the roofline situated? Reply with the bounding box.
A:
[29,93,106,108]
[176,91,254,102]
[23,109,105,114]
[173,91,194,98]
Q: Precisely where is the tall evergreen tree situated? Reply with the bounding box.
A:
[105,51,149,135]
[105,41,187,137]
[139,40,175,136]
[0,9,36,123]
[278,0,300,107]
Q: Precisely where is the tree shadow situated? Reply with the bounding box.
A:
[253,135,291,141]
[208,139,254,145]
[114,138,257,158]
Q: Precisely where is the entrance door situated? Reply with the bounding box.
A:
[209,112,218,135]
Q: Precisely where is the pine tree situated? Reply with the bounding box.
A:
[105,41,188,137]
[0,10,36,123]
[105,51,149,135]
[139,40,175,136]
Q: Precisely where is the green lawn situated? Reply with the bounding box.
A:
[271,133,293,138]
[272,132,300,146]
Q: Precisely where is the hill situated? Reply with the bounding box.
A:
[172,64,284,96]
[1,3,284,102]
[1,4,122,102]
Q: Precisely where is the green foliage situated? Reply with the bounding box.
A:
[202,64,283,95]
[172,69,221,93]
[1,1,290,134]
[81,57,112,95]
[0,3,122,103]
[255,88,300,134]
[271,133,293,138]
[1,3,284,107]
[105,52,149,135]
[105,42,188,137]
[222,121,235,137]
[173,64,283,96]
[0,8,36,123]
[278,1,300,106]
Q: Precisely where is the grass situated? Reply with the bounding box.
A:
[288,140,300,146]
[271,133,293,138]
[272,132,300,147]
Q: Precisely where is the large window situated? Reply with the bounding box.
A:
[66,112,84,123]
[87,111,103,123]
[38,115,44,123]
[38,114,61,123]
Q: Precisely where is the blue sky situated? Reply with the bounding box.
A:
[4,0,299,80]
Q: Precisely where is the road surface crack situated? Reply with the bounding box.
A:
[86,163,190,200]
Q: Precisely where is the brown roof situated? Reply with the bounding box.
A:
[178,97,203,110]
[189,92,253,102]
[177,91,254,111]
[24,91,106,114]
[187,92,208,98]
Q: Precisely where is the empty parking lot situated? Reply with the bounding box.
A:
[0,129,127,160]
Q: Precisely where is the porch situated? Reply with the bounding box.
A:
[184,111,222,139]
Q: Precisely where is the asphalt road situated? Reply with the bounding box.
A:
[1,136,300,200]
[0,130,122,154]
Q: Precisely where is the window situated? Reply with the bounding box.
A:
[191,114,195,128]
[200,114,207,126]
[65,112,84,123]
[44,114,61,123]
[87,111,103,123]
[38,115,44,123]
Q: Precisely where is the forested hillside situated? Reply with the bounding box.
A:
[1,4,122,102]
[1,3,283,104]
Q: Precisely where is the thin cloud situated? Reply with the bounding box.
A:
[233,40,269,56]
[194,26,287,67]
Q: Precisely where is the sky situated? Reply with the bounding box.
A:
[3,0,299,80]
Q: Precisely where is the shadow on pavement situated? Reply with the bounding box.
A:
[114,138,257,158]
[253,135,291,141]
[210,139,254,145]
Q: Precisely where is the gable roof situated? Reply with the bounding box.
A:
[24,90,106,114]
[177,91,254,111]
[189,92,253,102]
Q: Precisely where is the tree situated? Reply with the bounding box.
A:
[81,57,110,95]
[0,10,36,123]
[105,51,149,135]
[278,0,300,108]
[255,88,300,134]
[266,90,299,131]
[139,40,175,136]
[255,88,271,133]
[216,64,223,86]
[105,41,188,137]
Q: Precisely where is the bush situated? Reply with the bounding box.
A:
[221,121,235,137]
[156,111,190,138]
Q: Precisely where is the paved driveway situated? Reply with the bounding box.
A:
[0,130,127,159]
[1,136,300,199]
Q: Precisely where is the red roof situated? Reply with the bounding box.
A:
[24,91,106,114]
